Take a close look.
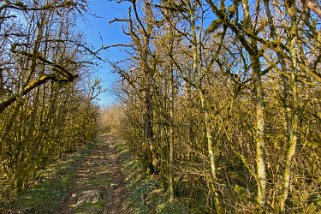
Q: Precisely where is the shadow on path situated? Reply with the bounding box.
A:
[56,134,127,214]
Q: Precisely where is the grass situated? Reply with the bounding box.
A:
[2,141,98,214]
[74,200,104,214]
[87,175,112,188]
[3,136,199,213]
[115,140,189,214]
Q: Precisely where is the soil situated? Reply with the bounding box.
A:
[55,134,127,214]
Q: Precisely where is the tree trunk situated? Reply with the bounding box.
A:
[252,54,267,209]
[280,2,299,211]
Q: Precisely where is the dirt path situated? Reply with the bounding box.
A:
[56,134,127,214]
[102,139,127,214]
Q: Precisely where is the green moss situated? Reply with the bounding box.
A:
[87,176,112,187]
[74,201,104,214]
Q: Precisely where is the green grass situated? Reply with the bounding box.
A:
[74,200,104,214]
[3,141,98,214]
[87,176,112,188]
[6,159,78,213]
[116,140,189,214]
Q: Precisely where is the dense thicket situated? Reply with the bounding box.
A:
[115,0,321,212]
[0,0,99,198]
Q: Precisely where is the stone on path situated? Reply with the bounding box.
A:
[73,190,102,208]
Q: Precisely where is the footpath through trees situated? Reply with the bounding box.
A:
[4,135,128,214]
[56,134,127,214]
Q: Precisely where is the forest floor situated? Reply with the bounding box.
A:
[4,134,188,214]
[5,134,128,214]
[55,134,128,214]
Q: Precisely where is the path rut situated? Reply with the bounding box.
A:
[56,134,127,214]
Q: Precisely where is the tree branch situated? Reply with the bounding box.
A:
[0,74,59,113]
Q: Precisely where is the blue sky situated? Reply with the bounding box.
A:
[78,0,131,107]
[77,0,227,107]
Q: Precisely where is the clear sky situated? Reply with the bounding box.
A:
[78,0,131,107]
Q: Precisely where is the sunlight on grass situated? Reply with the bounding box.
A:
[116,139,189,214]
[4,141,99,213]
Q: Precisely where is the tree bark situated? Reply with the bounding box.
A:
[280,1,299,211]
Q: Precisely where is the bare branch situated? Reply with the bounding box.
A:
[307,1,321,19]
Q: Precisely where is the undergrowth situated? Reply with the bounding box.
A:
[115,141,189,214]
[1,141,98,214]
